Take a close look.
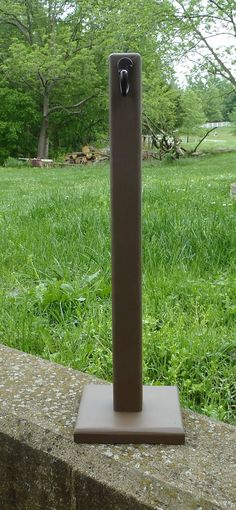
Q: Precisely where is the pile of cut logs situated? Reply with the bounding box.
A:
[65,145,109,165]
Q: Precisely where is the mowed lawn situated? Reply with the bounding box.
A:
[181,126,236,152]
[0,153,236,424]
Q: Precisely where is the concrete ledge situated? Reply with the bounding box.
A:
[0,344,235,510]
[230,183,236,199]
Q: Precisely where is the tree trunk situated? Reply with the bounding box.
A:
[37,91,49,159]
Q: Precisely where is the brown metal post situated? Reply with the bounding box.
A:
[74,52,185,444]
[110,53,142,412]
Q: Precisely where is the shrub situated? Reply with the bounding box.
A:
[4,157,29,168]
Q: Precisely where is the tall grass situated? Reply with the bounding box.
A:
[0,153,235,423]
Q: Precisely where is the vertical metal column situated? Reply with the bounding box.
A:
[110,53,142,412]
[74,52,184,445]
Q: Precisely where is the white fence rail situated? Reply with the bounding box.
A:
[201,122,232,128]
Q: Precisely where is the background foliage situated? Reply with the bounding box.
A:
[0,0,235,162]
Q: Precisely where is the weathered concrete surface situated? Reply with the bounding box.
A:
[0,344,235,510]
[230,183,236,199]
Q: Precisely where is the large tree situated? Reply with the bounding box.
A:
[0,0,181,160]
[0,0,102,158]
[162,0,236,89]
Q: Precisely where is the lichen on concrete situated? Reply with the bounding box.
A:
[0,344,235,510]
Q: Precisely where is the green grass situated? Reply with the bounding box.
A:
[182,126,236,152]
[0,153,236,424]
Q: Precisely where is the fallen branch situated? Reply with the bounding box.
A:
[191,127,218,153]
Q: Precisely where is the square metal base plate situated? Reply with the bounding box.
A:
[74,384,185,444]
